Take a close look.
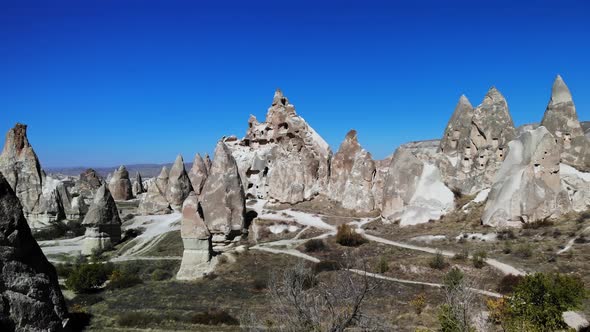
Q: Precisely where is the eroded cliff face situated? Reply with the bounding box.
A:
[225,89,332,204]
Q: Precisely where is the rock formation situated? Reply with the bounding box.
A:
[132,172,145,196]
[177,141,246,280]
[560,164,590,213]
[82,184,122,255]
[75,168,103,199]
[108,166,133,201]
[382,148,454,226]
[438,88,516,194]
[328,130,376,212]
[165,155,193,209]
[138,166,172,215]
[540,75,590,171]
[188,153,208,195]
[204,153,212,172]
[0,172,69,331]
[226,89,332,203]
[483,127,571,227]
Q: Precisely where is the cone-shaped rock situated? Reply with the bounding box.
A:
[132,172,145,196]
[0,172,69,330]
[75,168,103,198]
[188,153,208,195]
[108,165,133,201]
[166,155,193,208]
[176,192,213,280]
[483,126,571,226]
[138,167,171,215]
[540,75,590,170]
[328,130,376,212]
[200,141,246,236]
[439,95,473,154]
[82,184,122,255]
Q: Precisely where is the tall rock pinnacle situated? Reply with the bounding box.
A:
[166,154,193,209]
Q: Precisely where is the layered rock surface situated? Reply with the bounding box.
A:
[165,155,193,209]
[540,75,590,171]
[188,153,208,195]
[74,168,103,199]
[226,89,332,204]
[132,172,145,196]
[82,184,122,255]
[482,127,571,226]
[0,172,69,331]
[176,192,212,280]
[328,130,376,212]
[108,165,133,201]
[138,167,172,215]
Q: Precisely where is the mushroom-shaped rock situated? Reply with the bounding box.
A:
[540,75,590,170]
[176,192,213,280]
[439,95,473,154]
[138,166,172,215]
[132,172,145,196]
[188,153,208,195]
[200,141,246,238]
[82,184,122,255]
[0,172,69,331]
[328,130,376,212]
[108,165,133,201]
[166,155,193,208]
[382,148,454,226]
[482,126,571,227]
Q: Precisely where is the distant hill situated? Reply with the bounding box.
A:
[46,163,193,178]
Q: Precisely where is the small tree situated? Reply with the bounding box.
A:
[410,293,427,315]
[438,268,476,332]
[471,250,487,269]
[429,250,447,270]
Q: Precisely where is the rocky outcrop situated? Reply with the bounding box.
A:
[108,166,133,201]
[82,184,122,255]
[204,154,212,172]
[188,154,208,195]
[482,127,570,227]
[75,168,103,199]
[540,75,590,171]
[132,172,145,196]
[438,88,516,194]
[226,89,332,203]
[177,141,246,280]
[328,130,376,212]
[165,155,193,209]
[0,172,69,331]
[382,148,454,226]
[138,167,172,215]
[560,164,590,213]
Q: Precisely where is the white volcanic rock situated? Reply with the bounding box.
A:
[372,154,393,209]
[438,89,516,194]
[138,167,172,215]
[188,153,208,195]
[165,155,193,209]
[132,172,145,196]
[0,173,70,331]
[382,148,454,225]
[328,130,376,212]
[540,75,590,170]
[482,127,571,227]
[108,165,133,201]
[560,164,590,212]
[226,89,332,204]
[82,184,122,255]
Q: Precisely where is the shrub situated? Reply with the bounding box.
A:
[410,293,426,315]
[472,250,487,269]
[428,251,447,270]
[117,312,161,327]
[304,239,326,252]
[32,221,86,241]
[151,269,172,281]
[522,218,554,229]
[121,228,142,242]
[335,224,367,247]
[497,274,523,294]
[574,236,588,244]
[55,263,75,278]
[190,308,239,326]
[497,228,516,240]
[453,248,468,261]
[502,241,512,254]
[313,260,340,274]
[66,263,114,293]
[376,256,389,273]
[443,267,464,289]
[108,270,142,290]
[514,243,533,259]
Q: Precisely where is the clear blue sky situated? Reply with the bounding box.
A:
[1,0,589,168]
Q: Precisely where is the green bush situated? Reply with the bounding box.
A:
[514,243,533,259]
[190,308,239,326]
[151,268,172,281]
[108,270,143,290]
[117,312,161,327]
[376,256,389,273]
[443,267,464,289]
[472,250,487,269]
[66,263,114,293]
[335,224,367,247]
[453,248,469,261]
[304,239,327,252]
[428,251,447,270]
[497,274,523,294]
[33,221,86,241]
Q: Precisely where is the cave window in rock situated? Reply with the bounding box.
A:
[564,133,572,149]
[258,139,269,145]
[281,97,287,105]
[247,183,254,189]
[263,167,269,177]
[246,168,260,177]
[287,132,296,139]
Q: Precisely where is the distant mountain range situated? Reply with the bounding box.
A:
[46,163,193,178]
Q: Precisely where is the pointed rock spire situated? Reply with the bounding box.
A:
[550,75,573,104]
[0,172,69,330]
[166,154,193,208]
[138,166,172,215]
[204,154,212,172]
[189,153,208,195]
[82,184,122,254]
[108,165,133,201]
[440,94,474,154]
[132,171,145,196]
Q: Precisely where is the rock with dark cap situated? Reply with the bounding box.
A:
[108,165,133,201]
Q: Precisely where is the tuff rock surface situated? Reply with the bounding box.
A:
[560,164,590,213]
[540,75,590,171]
[165,155,193,209]
[328,130,376,212]
[82,184,122,255]
[138,167,172,215]
[482,127,571,227]
[188,153,208,195]
[108,166,133,201]
[75,168,103,199]
[226,89,332,204]
[132,172,145,196]
[0,172,69,331]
